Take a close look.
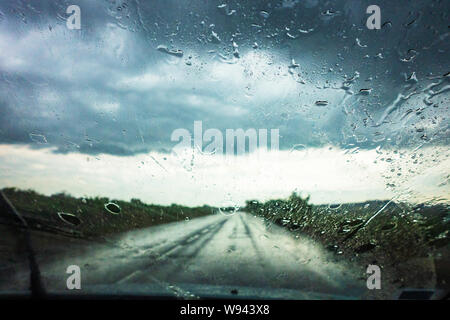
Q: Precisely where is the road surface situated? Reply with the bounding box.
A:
[0,213,367,299]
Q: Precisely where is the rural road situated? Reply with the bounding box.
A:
[1,213,367,299]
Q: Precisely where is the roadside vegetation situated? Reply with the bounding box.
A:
[0,188,214,238]
[245,192,450,298]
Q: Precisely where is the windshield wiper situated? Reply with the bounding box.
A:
[0,191,46,298]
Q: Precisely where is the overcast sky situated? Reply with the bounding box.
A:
[0,0,448,206]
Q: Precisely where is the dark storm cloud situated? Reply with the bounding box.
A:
[0,0,448,156]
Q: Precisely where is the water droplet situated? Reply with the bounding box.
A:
[210,30,221,43]
[233,48,240,58]
[289,144,306,152]
[156,45,183,57]
[57,212,81,226]
[328,203,341,210]
[406,72,418,83]
[355,242,376,254]
[104,202,121,215]
[217,4,235,16]
[288,59,300,69]
[219,201,240,216]
[359,88,372,95]
[286,32,298,39]
[298,28,314,34]
[29,133,47,144]
[322,9,340,16]
[326,244,339,252]
[356,38,367,48]
[381,222,396,231]
[260,11,270,19]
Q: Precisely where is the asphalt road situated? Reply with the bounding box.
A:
[1,213,367,299]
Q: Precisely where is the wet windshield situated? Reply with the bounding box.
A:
[0,0,449,300]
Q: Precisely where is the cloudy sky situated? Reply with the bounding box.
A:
[0,0,448,206]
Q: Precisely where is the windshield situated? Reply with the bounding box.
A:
[0,0,448,301]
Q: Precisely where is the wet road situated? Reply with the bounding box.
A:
[1,213,367,299]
